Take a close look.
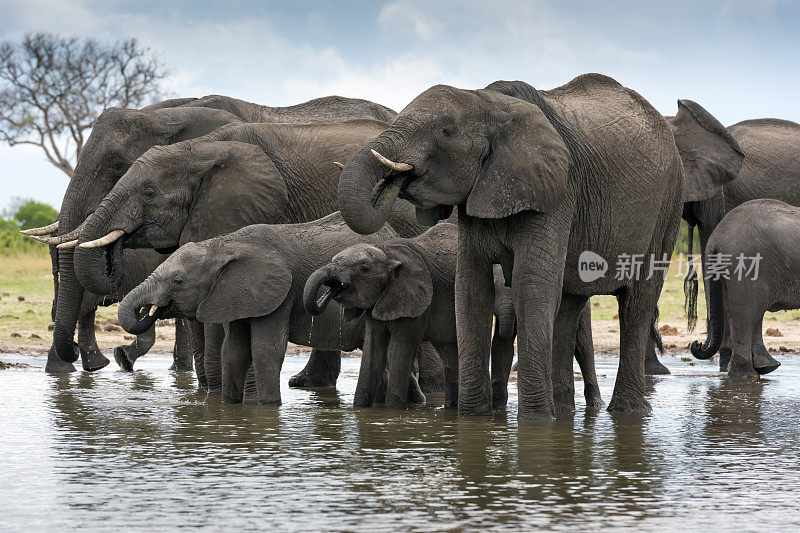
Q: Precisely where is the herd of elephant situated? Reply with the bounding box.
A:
[22,73,800,420]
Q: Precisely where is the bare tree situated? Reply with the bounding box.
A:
[0,33,168,178]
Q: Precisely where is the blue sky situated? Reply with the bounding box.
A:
[1,0,798,212]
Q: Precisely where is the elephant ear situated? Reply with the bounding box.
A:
[179,141,289,245]
[372,244,433,321]
[669,99,744,202]
[196,242,292,324]
[466,90,571,219]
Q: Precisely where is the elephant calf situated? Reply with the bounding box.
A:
[117,213,426,405]
[304,223,602,409]
[691,199,792,379]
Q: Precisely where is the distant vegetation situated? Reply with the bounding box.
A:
[0,199,57,255]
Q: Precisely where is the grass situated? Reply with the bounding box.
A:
[1,252,798,354]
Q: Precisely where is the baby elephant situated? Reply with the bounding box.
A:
[118,212,427,405]
[305,224,465,408]
[691,199,794,379]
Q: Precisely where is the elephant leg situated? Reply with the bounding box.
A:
[187,319,207,388]
[406,373,426,405]
[170,319,194,372]
[385,324,424,409]
[727,310,759,381]
[751,317,781,375]
[718,324,732,372]
[77,309,110,372]
[608,288,658,413]
[250,309,291,405]
[574,301,604,408]
[455,236,495,417]
[203,323,226,392]
[553,295,589,414]
[244,365,257,397]
[490,321,515,410]
[417,342,445,393]
[435,342,460,409]
[354,321,389,407]
[221,320,251,403]
[288,349,341,388]
[45,343,76,373]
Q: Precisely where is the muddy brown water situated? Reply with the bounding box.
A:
[1,352,800,531]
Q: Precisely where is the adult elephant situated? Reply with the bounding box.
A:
[690,118,800,370]
[336,75,739,419]
[64,120,431,390]
[34,94,397,373]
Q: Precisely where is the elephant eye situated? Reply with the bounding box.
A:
[360,263,370,273]
[172,276,184,285]
[141,185,157,200]
[441,127,454,137]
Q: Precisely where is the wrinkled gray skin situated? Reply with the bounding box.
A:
[336,75,741,419]
[693,200,799,379]
[73,119,434,390]
[305,223,603,410]
[118,213,426,405]
[690,119,800,372]
[50,93,398,375]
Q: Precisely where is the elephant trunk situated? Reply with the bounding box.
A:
[74,202,127,295]
[338,142,405,235]
[690,245,725,360]
[304,265,343,316]
[683,222,699,332]
[53,250,82,363]
[118,281,161,335]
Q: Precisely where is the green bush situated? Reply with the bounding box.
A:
[0,200,58,256]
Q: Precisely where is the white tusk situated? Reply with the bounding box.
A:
[370,149,413,172]
[78,229,125,248]
[56,239,79,249]
[21,220,59,236]
[332,161,344,170]
[148,305,159,316]
[140,307,147,314]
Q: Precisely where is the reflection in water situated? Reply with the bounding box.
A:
[2,354,800,529]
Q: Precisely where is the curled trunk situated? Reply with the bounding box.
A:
[303,266,338,316]
[338,143,401,235]
[118,282,160,335]
[74,203,126,295]
[690,259,725,359]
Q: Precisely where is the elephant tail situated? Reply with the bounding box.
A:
[684,223,699,332]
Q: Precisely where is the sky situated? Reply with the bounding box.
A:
[1,0,798,212]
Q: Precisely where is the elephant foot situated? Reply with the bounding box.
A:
[407,376,426,405]
[222,394,244,404]
[645,355,670,375]
[491,380,508,410]
[288,351,340,388]
[45,347,77,374]
[81,349,110,373]
[113,345,136,372]
[727,365,760,381]
[718,347,732,372]
[584,387,605,409]
[607,396,652,413]
[753,346,781,375]
[517,409,555,422]
[197,376,208,389]
[206,384,222,393]
[169,359,194,372]
[553,390,576,414]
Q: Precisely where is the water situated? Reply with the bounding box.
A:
[2,352,800,531]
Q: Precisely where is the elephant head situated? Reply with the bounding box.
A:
[119,235,292,334]
[337,84,571,235]
[73,136,288,297]
[50,105,242,363]
[304,242,433,321]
